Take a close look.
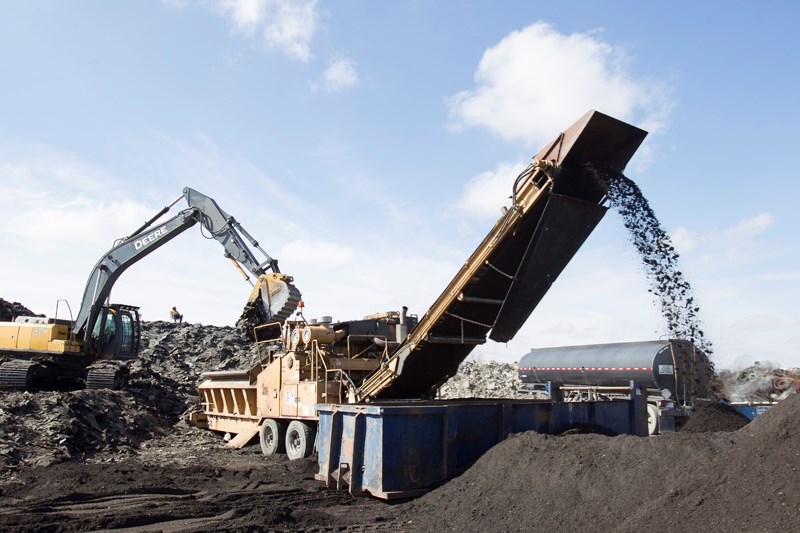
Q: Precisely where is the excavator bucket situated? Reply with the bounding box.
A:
[238,273,302,337]
[358,110,647,400]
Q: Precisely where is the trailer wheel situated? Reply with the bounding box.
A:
[647,403,660,436]
[259,419,286,456]
[285,420,315,460]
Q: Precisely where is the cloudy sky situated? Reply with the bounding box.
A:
[1,1,798,370]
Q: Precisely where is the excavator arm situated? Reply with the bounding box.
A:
[73,187,300,345]
[182,188,280,278]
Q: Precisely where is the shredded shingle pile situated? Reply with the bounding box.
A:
[0,311,259,471]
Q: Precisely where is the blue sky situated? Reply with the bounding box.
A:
[1,1,798,370]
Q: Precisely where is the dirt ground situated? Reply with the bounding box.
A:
[0,429,407,532]
[2,398,799,533]
[2,301,800,532]
[0,308,414,532]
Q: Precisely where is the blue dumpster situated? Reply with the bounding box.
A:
[730,402,775,420]
[316,383,648,499]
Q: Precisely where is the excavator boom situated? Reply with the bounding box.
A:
[73,187,300,344]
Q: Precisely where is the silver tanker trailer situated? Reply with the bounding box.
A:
[518,339,715,434]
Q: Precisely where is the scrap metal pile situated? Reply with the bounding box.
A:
[719,362,800,402]
[436,360,534,400]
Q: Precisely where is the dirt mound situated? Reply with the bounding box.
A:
[407,392,800,532]
[736,389,800,442]
[680,401,751,433]
[623,392,800,531]
[407,430,731,532]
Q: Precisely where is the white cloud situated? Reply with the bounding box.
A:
[0,144,111,194]
[0,145,158,254]
[216,0,318,62]
[448,21,675,146]
[455,161,527,219]
[2,138,797,370]
[673,212,775,265]
[724,212,774,239]
[656,211,798,368]
[0,134,455,329]
[308,135,423,231]
[218,0,267,35]
[699,287,800,370]
[320,57,358,92]
[4,196,152,253]
[263,0,317,62]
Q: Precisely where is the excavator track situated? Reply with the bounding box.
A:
[0,360,39,390]
[85,363,128,390]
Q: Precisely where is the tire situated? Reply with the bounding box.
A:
[285,420,315,460]
[647,403,660,436]
[259,419,286,456]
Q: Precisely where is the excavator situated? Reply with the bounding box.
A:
[0,187,300,390]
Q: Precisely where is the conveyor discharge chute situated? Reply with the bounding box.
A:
[357,110,647,401]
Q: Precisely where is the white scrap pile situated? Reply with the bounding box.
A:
[719,362,800,403]
[437,360,538,399]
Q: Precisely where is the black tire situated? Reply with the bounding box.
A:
[285,420,315,460]
[260,419,286,456]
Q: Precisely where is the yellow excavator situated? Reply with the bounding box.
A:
[0,187,300,390]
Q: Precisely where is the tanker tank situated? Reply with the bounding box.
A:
[518,340,714,433]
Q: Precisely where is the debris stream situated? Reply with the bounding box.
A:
[587,165,717,397]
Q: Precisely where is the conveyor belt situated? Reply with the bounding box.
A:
[357,110,647,400]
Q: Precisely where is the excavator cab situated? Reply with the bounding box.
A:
[90,304,140,360]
